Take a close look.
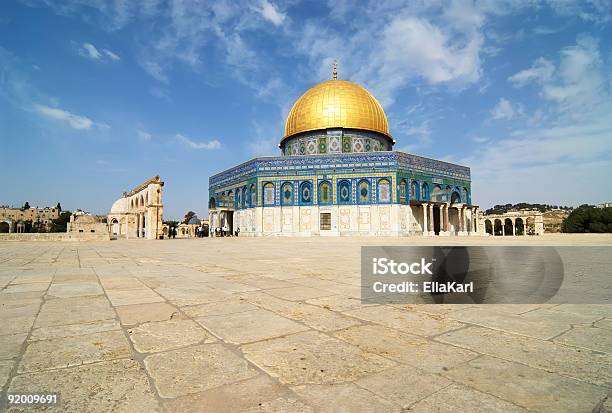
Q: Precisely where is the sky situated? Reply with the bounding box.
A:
[1,0,611,220]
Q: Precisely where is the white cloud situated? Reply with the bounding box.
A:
[81,43,102,60]
[33,103,108,130]
[508,57,555,86]
[103,49,120,60]
[258,0,286,26]
[175,134,221,150]
[137,130,152,142]
[78,42,120,62]
[490,98,522,120]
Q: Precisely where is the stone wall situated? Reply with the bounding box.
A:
[0,232,110,242]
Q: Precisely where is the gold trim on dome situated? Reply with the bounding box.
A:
[283,79,391,142]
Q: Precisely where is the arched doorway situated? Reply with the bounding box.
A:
[0,221,9,233]
[485,219,493,235]
[494,219,503,236]
[515,218,525,235]
[111,218,120,236]
[504,218,514,236]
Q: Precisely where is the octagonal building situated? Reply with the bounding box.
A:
[208,71,480,237]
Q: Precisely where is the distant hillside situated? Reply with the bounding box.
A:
[485,203,572,215]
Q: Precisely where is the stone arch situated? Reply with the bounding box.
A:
[494,219,503,236]
[0,221,10,233]
[281,182,294,206]
[209,197,216,209]
[299,181,313,205]
[377,179,391,203]
[504,218,514,236]
[318,180,332,205]
[431,185,443,202]
[358,179,371,204]
[484,219,493,235]
[262,183,274,206]
[410,180,419,200]
[338,180,351,204]
[515,217,525,235]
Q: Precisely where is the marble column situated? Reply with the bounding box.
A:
[429,204,434,234]
[422,205,428,235]
[444,205,449,232]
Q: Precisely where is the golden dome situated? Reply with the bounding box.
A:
[283,79,391,142]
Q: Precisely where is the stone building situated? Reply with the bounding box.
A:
[209,69,479,237]
[107,176,164,240]
[480,211,545,236]
[0,205,60,233]
[67,213,108,235]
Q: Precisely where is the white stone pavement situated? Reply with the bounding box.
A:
[0,235,610,412]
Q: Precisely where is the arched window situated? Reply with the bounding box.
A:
[227,190,234,209]
[237,189,242,209]
[410,181,418,200]
[299,181,312,205]
[250,184,257,207]
[421,182,429,200]
[431,185,443,202]
[462,187,469,205]
[338,180,351,204]
[399,179,407,203]
[318,181,332,205]
[450,191,461,204]
[263,183,274,206]
[209,198,216,209]
[281,182,293,206]
[377,179,391,203]
[358,179,370,204]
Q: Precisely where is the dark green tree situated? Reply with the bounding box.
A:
[562,206,612,233]
[56,202,62,211]
[183,211,196,224]
[23,201,30,210]
[50,211,72,233]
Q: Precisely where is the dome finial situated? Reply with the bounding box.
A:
[333,61,337,80]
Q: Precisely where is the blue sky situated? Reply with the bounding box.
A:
[1,0,611,220]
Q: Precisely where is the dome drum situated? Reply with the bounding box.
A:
[280,128,392,156]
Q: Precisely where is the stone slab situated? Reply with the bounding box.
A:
[115,302,179,326]
[34,296,115,328]
[128,318,216,353]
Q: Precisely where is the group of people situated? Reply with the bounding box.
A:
[213,225,239,237]
[167,227,177,238]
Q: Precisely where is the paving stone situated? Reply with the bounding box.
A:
[334,324,478,373]
[291,383,400,412]
[242,396,314,412]
[46,282,103,299]
[144,343,258,398]
[226,275,297,290]
[4,282,49,293]
[205,280,260,293]
[305,295,369,312]
[444,356,609,413]
[408,383,529,412]
[521,307,602,325]
[8,359,160,412]
[436,325,611,386]
[10,274,53,284]
[343,306,464,337]
[19,330,131,372]
[196,308,309,344]
[163,374,294,413]
[242,330,396,385]
[30,320,121,341]
[182,296,258,318]
[105,288,164,306]
[447,307,571,339]
[0,316,36,335]
[0,359,14,388]
[354,365,452,408]
[115,302,179,326]
[34,296,115,327]
[128,318,216,353]
[264,286,334,301]
[155,286,233,306]
[99,277,148,290]
[0,301,40,319]
[0,334,27,359]
[550,304,612,318]
[554,326,612,354]
[595,318,612,330]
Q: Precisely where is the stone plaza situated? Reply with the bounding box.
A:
[0,235,611,412]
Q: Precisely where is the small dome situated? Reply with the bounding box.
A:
[110,198,127,214]
[187,216,200,225]
[282,79,391,146]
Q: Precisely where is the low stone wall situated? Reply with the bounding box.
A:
[0,232,110,242]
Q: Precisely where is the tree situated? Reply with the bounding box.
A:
[50,211,72,233]
[562,206,612,233]
[23,201,30,210]
[183,211,196,224]
[163,220,179,228]
[56,202,62,211]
